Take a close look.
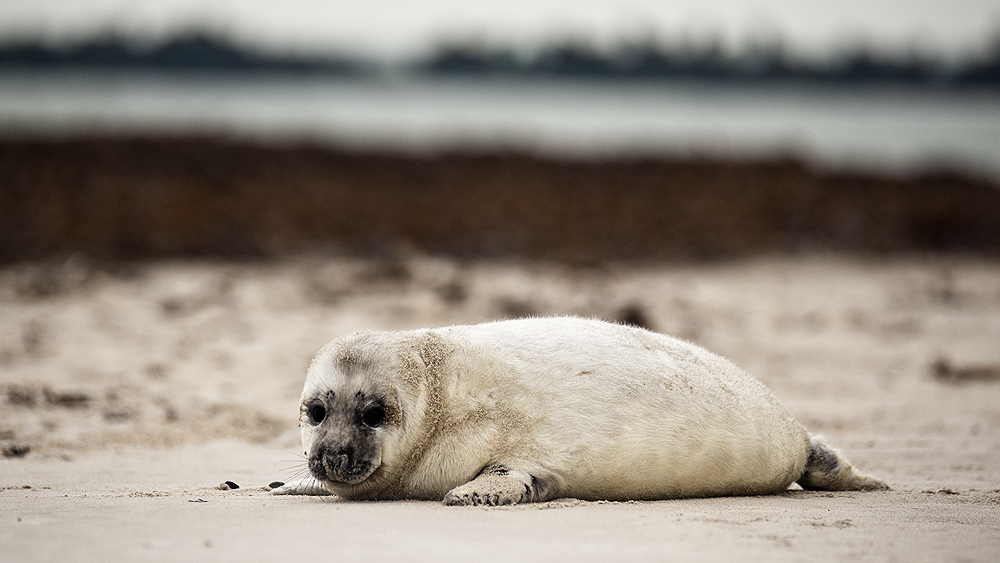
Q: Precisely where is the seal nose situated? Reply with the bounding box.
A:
[325,453,349,480]
[309,446,352,482]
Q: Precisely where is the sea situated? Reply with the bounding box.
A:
[1,68,998,179]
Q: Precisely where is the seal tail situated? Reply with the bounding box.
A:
[796,437,889,491]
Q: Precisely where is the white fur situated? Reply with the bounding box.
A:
[297,317,813,501]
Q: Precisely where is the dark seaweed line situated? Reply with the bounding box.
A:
[2,135,1000,263]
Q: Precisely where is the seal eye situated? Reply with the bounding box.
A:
[308,402,326,425]
[361,405,386,428]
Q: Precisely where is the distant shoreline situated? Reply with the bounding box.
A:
[3,69,996,182]
[1,33,997,89]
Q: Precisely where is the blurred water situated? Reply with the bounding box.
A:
[1,69,998,178]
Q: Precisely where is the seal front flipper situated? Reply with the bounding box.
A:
[443,464,549,506]
[270,477,334,496]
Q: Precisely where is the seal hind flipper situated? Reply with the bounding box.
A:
[797,437,889,491]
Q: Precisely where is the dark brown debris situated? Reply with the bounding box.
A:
[2,136,999,263]
[2,444,31,458]
[931,356,1000,384]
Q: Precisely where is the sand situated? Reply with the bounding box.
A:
[2,254,999,561]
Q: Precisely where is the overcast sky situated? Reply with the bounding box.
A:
[1,0,998,61]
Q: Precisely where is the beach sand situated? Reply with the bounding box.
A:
[2,254,999,561]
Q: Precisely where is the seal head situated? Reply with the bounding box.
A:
[298,329,444,499]
[303,388,392,485]
[299,331,409,495]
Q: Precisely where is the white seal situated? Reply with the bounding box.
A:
[274,317,887,505]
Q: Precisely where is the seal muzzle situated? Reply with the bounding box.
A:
[309,445,372,485]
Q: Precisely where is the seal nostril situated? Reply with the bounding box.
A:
[308,453,326,479]
[325,453,349,479]
[309,402,326,424]
[334,454,348,471]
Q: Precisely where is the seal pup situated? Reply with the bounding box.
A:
[274,317,887,505]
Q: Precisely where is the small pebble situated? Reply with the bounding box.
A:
[268,481,285,489]
[217,481,240,490]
